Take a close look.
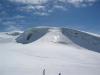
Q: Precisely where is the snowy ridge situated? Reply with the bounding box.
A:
[36,28,74,44]
[16,27,100,53]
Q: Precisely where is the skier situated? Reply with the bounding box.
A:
[59,73,61,75]
[43,69,45,75]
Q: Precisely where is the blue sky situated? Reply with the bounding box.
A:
[0,0,100,34]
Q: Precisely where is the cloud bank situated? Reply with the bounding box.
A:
[9,0,96,5]
[8,0,97,15]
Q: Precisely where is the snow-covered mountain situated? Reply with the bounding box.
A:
[0,27,100,75]
[16,27,100,52]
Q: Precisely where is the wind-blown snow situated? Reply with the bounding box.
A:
[0,27,100,75]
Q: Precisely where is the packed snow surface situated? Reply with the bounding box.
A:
[0,27,100,75]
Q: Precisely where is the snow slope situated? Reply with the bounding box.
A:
[0,31,22,43]
[0,27,100,75]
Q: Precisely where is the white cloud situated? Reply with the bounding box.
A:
[6,25,21,31]
[14,15,25,19]
[9,0,48,4]
[34,12,49,16]
[53,5,67,11]
[3,21,16,25]
[8,0,97,16]
[35,5,45,10]
[66,0,96,7]
[18,5,35,13]
[2,21,21,31]
[9,0,96,5]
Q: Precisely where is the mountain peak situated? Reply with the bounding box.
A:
[39,28,73,44]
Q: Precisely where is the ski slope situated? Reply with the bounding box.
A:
[0,27,100,75]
